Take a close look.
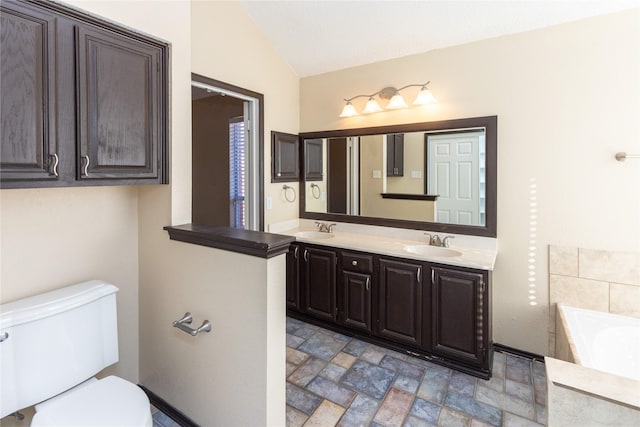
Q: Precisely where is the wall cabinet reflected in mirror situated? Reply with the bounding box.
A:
[299,116,496,237]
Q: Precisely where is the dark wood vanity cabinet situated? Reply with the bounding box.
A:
[286,242,493,378]
[301,245,337,322]
[431,266,489,368]
[377,258,424,347]
[339,251,373,333]
[0,0,168,188]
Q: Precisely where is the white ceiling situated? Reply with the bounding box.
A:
[239,0,640,77]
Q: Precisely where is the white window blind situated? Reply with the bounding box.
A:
[229,117,246,228]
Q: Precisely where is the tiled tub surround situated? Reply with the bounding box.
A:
[545,305,640,426]
[548,245,640,356]
[271,219,498,271]
[286,317,547,427]
[546,245,640,426]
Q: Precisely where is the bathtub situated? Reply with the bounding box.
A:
[557,304,640,381]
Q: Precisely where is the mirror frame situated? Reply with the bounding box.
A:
[299,116,497,237]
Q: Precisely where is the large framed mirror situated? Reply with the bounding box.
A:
[299,116,496,237]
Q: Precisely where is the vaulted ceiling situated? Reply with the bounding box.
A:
[239,0,639,77]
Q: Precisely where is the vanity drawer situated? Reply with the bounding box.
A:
[341,251,373,274]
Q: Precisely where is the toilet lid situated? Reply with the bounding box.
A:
[31,376,151,427]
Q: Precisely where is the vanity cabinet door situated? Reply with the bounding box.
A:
[0,1,59,185]
[75,25,164,181]
[430,266,488,368]
[340,271,372,333]
[377,258,423,347]
[286,243,302,311]
[302,246,337,322]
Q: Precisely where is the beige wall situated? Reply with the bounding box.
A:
[300,10,640,354]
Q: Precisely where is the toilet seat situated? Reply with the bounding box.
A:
[31,376,152,427]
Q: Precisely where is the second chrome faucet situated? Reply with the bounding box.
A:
[425,233,455,248]
[315,221,336,233]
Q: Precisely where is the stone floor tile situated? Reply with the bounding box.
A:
[320,362,347,382]
[505,355,532,385]
[360,346,386,364]
[337,394,380,427]
[304,399,345,427]
[287,347,310,365]
[342,338,369,357]
[332,351,357,369]
[417,369,450,404]
[532,361,546,378]
[505,379,534,402]
[409,397,440,423]
[478,374,504,393]
[373,388,415,427]
[287,362,298,376]
[286,383,323,415]
[333,331,352,341]
[152,411,177,427]
[475,384,535,420]
[503,412,544,427]
[307,375,357,407]
[287,405,309,427]
[288,357,327,387]
[287,333,306,348]
[437,407,470,427]
[286,317,304,334]
[448,371,476,397]
[470,419,493,427]
[298,332,346,361]
[380,355,427,380]
[341,360,396,399]
[394,375,421,394]
[292,325,318,339]
[404,415,437,427]
[443,391,502,426]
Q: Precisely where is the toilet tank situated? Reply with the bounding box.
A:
[0,280,119,418]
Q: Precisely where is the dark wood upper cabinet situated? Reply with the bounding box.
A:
[377,258,423,347]
[76,26,162,180]
[271,131,299,182]
[304,139,323,181]
[0,1,58,182]
[431,266,488,367]
[0,0,169,188]
[386,133,404,177]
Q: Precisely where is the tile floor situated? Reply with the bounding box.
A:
[151,404,182,427]
[286,317,547,427]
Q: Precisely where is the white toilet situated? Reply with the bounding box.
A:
[0,280,152,426]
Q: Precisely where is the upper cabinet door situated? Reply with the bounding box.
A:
[271,131,299,182]
[76,26,162,180]
[0,2,58,183]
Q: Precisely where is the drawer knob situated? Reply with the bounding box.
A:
[352,260,358,266]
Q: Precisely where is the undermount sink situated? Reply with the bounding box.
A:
[294,231,335,240]
[403,244,462,258]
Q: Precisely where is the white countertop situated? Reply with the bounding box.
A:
[278,225,497,271]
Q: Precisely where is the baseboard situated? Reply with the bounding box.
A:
[138,385,199,427]
[494,343,545,363]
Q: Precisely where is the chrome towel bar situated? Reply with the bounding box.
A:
[615,152,640,161]
[172,312,211,336]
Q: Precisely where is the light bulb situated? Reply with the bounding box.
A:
[386,94,408,109]
[413,86,436,105]
[339,101,357,118]
[363,97,382,114]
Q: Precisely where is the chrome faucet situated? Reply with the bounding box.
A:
[424,233,455,248]
[315,221,336,233]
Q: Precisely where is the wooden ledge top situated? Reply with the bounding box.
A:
[164,224,295,259]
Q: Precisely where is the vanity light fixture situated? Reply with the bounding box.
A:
[339,82,436,118]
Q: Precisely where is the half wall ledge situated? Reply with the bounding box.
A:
[164,224,295,258]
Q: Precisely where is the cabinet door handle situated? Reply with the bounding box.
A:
[417,267,421,283]
[365,276,370,291]
[303,249,309,262]
[82,155,90,176]
[294,246,299,259]
[50,153,59,177]
[352,260,358,266]
[431,269,435,284]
